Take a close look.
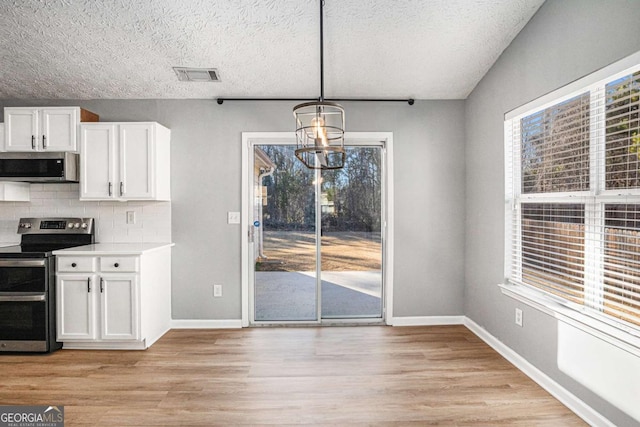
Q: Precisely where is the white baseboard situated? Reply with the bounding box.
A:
[391,315,465,326]
[463,317,615,427]
[171,319,243,329]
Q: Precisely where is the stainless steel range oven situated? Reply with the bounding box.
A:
[0,218,95,353]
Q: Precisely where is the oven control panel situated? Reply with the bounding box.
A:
[18,218,95,234]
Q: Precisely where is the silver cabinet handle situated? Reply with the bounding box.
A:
[100,277,104,293]
[87,277,91,292]
[0,259,46,267]
[108,182,113,196]
[0,295,45,302]
[42,134,47,148]
[31,135,36,149]
[120,182,124,196]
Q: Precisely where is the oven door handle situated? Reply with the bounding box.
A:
[0,259,46,267]
[0,295,46,302]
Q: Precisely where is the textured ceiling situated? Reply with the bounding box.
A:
[0,0,545,100]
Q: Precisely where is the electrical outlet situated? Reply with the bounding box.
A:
[126,211,136,224]
[515,308,523,327]
[213,284,223,297]
[227,212,240,224]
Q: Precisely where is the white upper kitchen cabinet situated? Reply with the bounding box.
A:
[3,107,99,152]
[80,123,116,199]
[80,122,170,201]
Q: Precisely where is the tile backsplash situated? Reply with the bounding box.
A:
[0,184,171,244]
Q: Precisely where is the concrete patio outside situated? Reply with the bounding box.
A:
[255,270,382,321]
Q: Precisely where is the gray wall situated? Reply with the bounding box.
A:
[464,0,640,425]
[2,0,639,422]
[0,99,466,320]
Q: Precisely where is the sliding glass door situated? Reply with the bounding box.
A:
[320,147,383,318]
[250,141,384,323]
[252,144,318,321]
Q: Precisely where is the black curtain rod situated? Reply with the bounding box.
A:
[216,98,415,105]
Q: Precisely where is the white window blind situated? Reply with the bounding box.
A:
[605,71,640,190]
[521,93,591,194]
[506,66,640,330]
[519,203,585,303]
[604,204,640,323]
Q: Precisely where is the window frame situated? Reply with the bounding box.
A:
[503,52,640,352]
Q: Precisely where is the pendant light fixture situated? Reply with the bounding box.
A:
[293,0,345,170]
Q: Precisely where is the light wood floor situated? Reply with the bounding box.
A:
[1,326,586,426]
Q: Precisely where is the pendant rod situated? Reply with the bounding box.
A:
[319,0,325,102]
[217,97,415,105]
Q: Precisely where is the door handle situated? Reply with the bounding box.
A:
[108,182,113,196]
[42,134,47,148]
[31,135,36,149]
[100,277,104,293]
[87,277,91,292]
[120,182,124,196]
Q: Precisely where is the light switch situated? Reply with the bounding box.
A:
[227,212,240,224]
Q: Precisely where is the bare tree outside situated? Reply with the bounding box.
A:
[521,92,590,194]
[605,70,640,189]
[256,145,382,272]
[253,144,384,321]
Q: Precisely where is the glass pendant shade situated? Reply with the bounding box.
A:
[293,101,345,169]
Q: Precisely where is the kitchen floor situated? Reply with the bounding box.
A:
[0,326,585,426]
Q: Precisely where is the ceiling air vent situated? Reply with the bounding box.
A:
[173,67,221,82]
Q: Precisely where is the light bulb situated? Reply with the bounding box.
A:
[310,116,328,147]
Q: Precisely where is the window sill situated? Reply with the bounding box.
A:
[499,283,640,357]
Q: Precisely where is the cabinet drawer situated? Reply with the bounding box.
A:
[57,257,96,272]
[100,256,139,272]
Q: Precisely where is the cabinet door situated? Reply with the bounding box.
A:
[0,182,30,201]
[80,124,117,200]
[41,107,78,151]
[57,274,96,340]
[100,275,139,340]
[4,108,38,151]
[119,123,155,199]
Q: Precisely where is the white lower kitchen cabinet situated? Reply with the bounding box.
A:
[54,243,173,350]
[57,274,96,340]
[100,274,139,340]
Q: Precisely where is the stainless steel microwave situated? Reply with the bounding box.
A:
[0,152,79,182]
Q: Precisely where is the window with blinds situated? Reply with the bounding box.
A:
[506,66,640,330]
[521,93,591,194]
[520,203,585,303]
[605,70,640,189]
[604,204,640,323]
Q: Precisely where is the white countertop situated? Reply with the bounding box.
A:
[53,242,174,256]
